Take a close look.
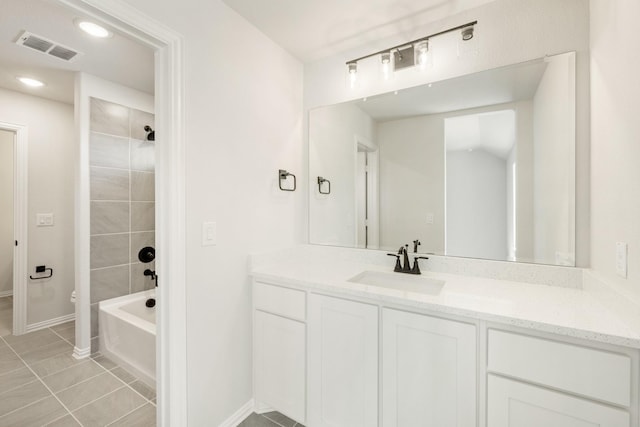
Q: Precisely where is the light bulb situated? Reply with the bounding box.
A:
[17,77,44,87]
[348,62,357,88]
[76,19,112,38]
[381,52,391,80]
[416,40,429,69]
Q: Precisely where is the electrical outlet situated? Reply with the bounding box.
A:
[616,242,628,278]
[426,213,434,224]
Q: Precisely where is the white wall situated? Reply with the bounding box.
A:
[107,0,304,424]
[0,87,74,325]
[533,53,576,265]
[590,0,640,302]
[309,103,375,247]
[0,129,13,296]
[447,149,507,260]
[304,0,590,266]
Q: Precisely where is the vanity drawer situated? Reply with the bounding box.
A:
[488,329,631,407]
[254,281,306,321]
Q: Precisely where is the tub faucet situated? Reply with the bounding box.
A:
[144,269,157,287]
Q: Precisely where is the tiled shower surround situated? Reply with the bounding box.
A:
[89,98,155,353]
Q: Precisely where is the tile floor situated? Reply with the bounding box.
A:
[0,318,156,426]
[0,296,12,337]
[239,411,305,427]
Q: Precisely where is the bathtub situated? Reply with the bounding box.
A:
[99,289,156,388]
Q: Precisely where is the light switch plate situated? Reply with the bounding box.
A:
[426,213,434,224]
[616,242,627,278]
[202,221,217,246]
[36,213,54,227]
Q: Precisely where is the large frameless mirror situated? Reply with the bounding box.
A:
[309,52,576,266]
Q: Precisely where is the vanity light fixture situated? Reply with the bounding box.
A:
[17,76,44,87]
[75,19,112,38]
[346,21,477,83]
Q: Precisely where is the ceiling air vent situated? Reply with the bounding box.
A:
[15,31,81,62]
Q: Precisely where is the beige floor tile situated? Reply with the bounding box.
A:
[0,380,51,417]
[7,330,63,355]
[111,366,136,383]
[0,347,25,376]
[72,387,146,427]
[129,380,156,401]
[41,360,105,392]
[30,352,86,378]
[45,414,81,427]
[3,328,57,345]
[56,373,124,411]
[108,403,156,427]
[0,367,36,394]
[0,396,67,427]
[52,326,75,345]
[50,321,75,333]
[91,354,118,370]
[20,340,72,365]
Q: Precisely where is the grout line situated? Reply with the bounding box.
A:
[0,337,84,426]
[104,401,149,426]
[105,366,156,403]
[67,384,127,414]
[261,413,288,427]
[48,326,75,348]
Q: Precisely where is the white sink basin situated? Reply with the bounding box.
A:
[347,271,445,296]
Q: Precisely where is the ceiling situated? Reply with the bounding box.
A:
[0,0,154,104]
[354,58,547,121]
[222,0,498,63]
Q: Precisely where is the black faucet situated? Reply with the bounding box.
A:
[388,244,428,274]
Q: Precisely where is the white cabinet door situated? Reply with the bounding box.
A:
[382,308,477,427]
[255,310,306,423]
[488,375,630,427]
[308,294,378,427]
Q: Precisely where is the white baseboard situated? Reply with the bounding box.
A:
[73,346,91,359]
[218,399,255,427]
[0,290,13,298]
[25,313,75,333]
[253,401,274,414]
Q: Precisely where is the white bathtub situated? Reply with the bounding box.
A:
[99,289,156,388]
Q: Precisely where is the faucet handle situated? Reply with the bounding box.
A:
[410,256,429,275]
[387,253,403,272]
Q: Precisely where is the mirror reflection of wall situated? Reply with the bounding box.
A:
[309,52,576,266]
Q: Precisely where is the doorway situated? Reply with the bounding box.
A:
[0,129,15,336]
[355,136,379,249]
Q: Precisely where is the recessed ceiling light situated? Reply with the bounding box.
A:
[75,19,112,38]
[17,77,44,87]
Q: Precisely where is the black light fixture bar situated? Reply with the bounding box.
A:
[346,20,478,65]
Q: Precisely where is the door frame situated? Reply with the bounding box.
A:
[56,0,187,425]
[0,122,28,336]
[354,135,379,249]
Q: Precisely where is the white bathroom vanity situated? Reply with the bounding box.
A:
[251,246,640,427]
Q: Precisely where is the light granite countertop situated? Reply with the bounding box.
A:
[250,246,640,349]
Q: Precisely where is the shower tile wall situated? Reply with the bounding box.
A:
[89,98,155,353]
